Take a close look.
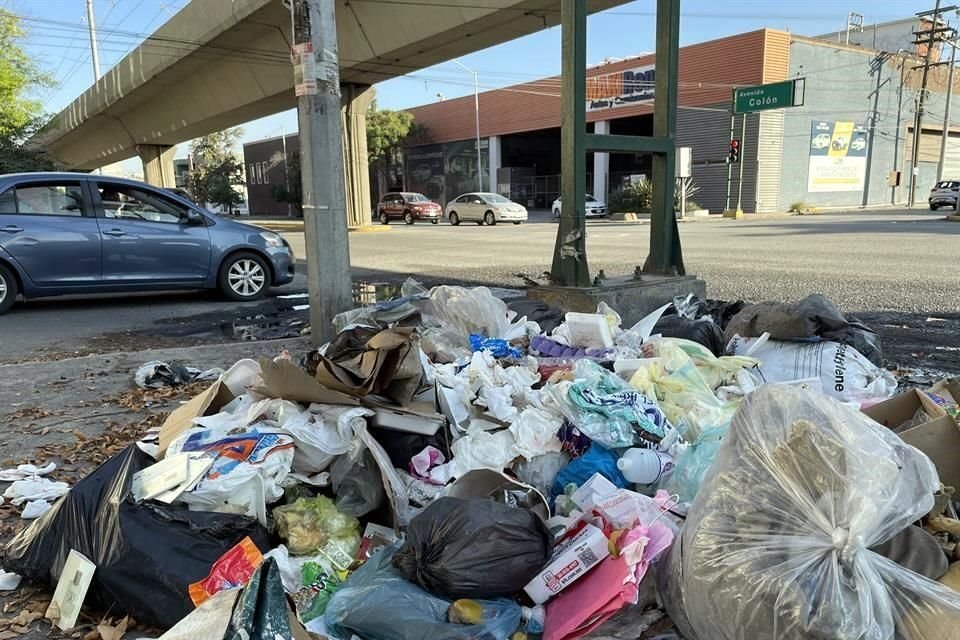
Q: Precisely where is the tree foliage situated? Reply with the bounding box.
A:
[366,102,415,164]
[187,128,245,211]
[271,150,302,216]
[0,13,56,173]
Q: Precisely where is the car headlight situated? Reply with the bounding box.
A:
[259,231,284,248]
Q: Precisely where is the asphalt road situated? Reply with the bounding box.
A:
[2,208,959,366]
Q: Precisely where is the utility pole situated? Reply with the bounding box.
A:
[292,0,352,344]
[909,1,957,206]
[85,0,100,80]
[938,34,957,181]
[452,59,483,192]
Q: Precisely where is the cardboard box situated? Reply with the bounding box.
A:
[864,390,960,489]
[158,380,235,456]
[524,523,610,605]
[862,389,947,431]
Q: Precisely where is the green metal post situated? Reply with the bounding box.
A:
[550,0,590,287]
[645,0,684,275]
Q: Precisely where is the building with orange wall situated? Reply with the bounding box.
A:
[403,28,960,213]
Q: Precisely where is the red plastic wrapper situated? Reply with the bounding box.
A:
[188,536,264,606]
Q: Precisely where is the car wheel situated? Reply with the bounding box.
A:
[930,204,938,211]
[379,212,389,225]
[431,219,439,224]
[404,211,414,225]
[449,211,460,226]
[219,252,270,301]
[484,211,496,226]
[0,263,18,315]
[513,221,522,225]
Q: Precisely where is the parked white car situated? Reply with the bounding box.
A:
[444,192,528,226]
[811,133,832,150]
[551,194,608,218]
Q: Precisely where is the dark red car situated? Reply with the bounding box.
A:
[377,192,442,225]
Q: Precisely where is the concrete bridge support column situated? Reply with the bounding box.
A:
[341,84,375,227]
[137,144,177,188]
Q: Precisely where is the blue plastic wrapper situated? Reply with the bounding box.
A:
[325,545,522,640]
[549,442,630,506]
[469,334,524,358]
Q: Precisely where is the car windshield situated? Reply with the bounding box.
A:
[935,181,960,189]
[405,194,430,202]
[483,194,512,204]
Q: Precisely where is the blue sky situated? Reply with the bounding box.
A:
[4,0,939,163]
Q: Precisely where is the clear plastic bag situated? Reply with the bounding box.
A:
[660,384,960,640]
[325,545,522,640]
[273,496,360,570]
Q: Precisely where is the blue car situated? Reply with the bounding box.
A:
[0,173,295,314]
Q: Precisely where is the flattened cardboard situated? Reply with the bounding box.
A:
[157,380,234,457]
[255,357,358,405]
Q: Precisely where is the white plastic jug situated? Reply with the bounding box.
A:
[617,448,674,484]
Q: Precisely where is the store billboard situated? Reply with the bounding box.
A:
[586,65,655,112]
[807,121,869,192]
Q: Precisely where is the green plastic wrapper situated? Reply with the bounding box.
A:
[274,496,361,569]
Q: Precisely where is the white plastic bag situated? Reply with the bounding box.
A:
[282,405,372,473]
[660,384,960,640]
[728,334,896,403]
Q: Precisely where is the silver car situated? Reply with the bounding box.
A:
[444,192,528,226]
[929,180,960,210]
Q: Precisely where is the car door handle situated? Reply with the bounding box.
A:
[1,225,23,233]
[102,229,126,237]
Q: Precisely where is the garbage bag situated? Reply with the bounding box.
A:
[330,446,387,517]
[652,316,725,357]
[273,496,360,569]
[508,298,565,334]
[658,384,960,640]
[326,545,522,640]
[134,360,223,389]
[2,445,269,628]
[723,294,883,366]
[227,558,300,640]
[393,497,552,600]
[419,285,522,339]
[728,334,896,403]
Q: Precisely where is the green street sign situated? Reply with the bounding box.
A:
[733,78,805,114]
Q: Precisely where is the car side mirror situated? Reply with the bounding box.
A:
[185,210,204,225]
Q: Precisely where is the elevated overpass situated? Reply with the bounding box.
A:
[34,0,627,223]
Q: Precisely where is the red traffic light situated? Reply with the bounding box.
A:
[730,140,740,149]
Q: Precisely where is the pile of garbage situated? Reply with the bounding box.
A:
[4,281,960,639]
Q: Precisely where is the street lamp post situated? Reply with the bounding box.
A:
[452,59,483,191]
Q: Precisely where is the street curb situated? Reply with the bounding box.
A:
[243,221,392,233]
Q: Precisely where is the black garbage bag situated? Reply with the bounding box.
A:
[653,316,726,357]
[368,426,453,470]
[507,298,565,334]
[723,294,882,366]
[392,497,552,600]
[667,294,748,330]
[2,445,269,629]
[330,447,386,517]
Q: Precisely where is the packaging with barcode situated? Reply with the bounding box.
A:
[523,522,610,604]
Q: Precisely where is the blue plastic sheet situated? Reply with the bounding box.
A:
[469,334,524,359]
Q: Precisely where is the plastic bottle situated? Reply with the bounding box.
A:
[617,448,674,484]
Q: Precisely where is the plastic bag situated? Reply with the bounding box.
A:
[168,428,295,522]
[514,452,571,500]
[188,536,263,606]
[728,334,896,403]
[330,446,387,518]
[659,424,726,503]
[393,497,552,599]
[264,545,341,628]
[551,360,672,449]
[550,443,630,505]
[420,285,517,338]
[723,294,883,366]
[134,360,223,389]
[470,334,524,358]
[659,384,960,640]
[281,405,372,474]
[2,445,269,628]
[273,496,360,569]
[326,545,522,640]
[652,316,725,357]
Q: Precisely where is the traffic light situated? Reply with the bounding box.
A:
[728,139,740,163]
